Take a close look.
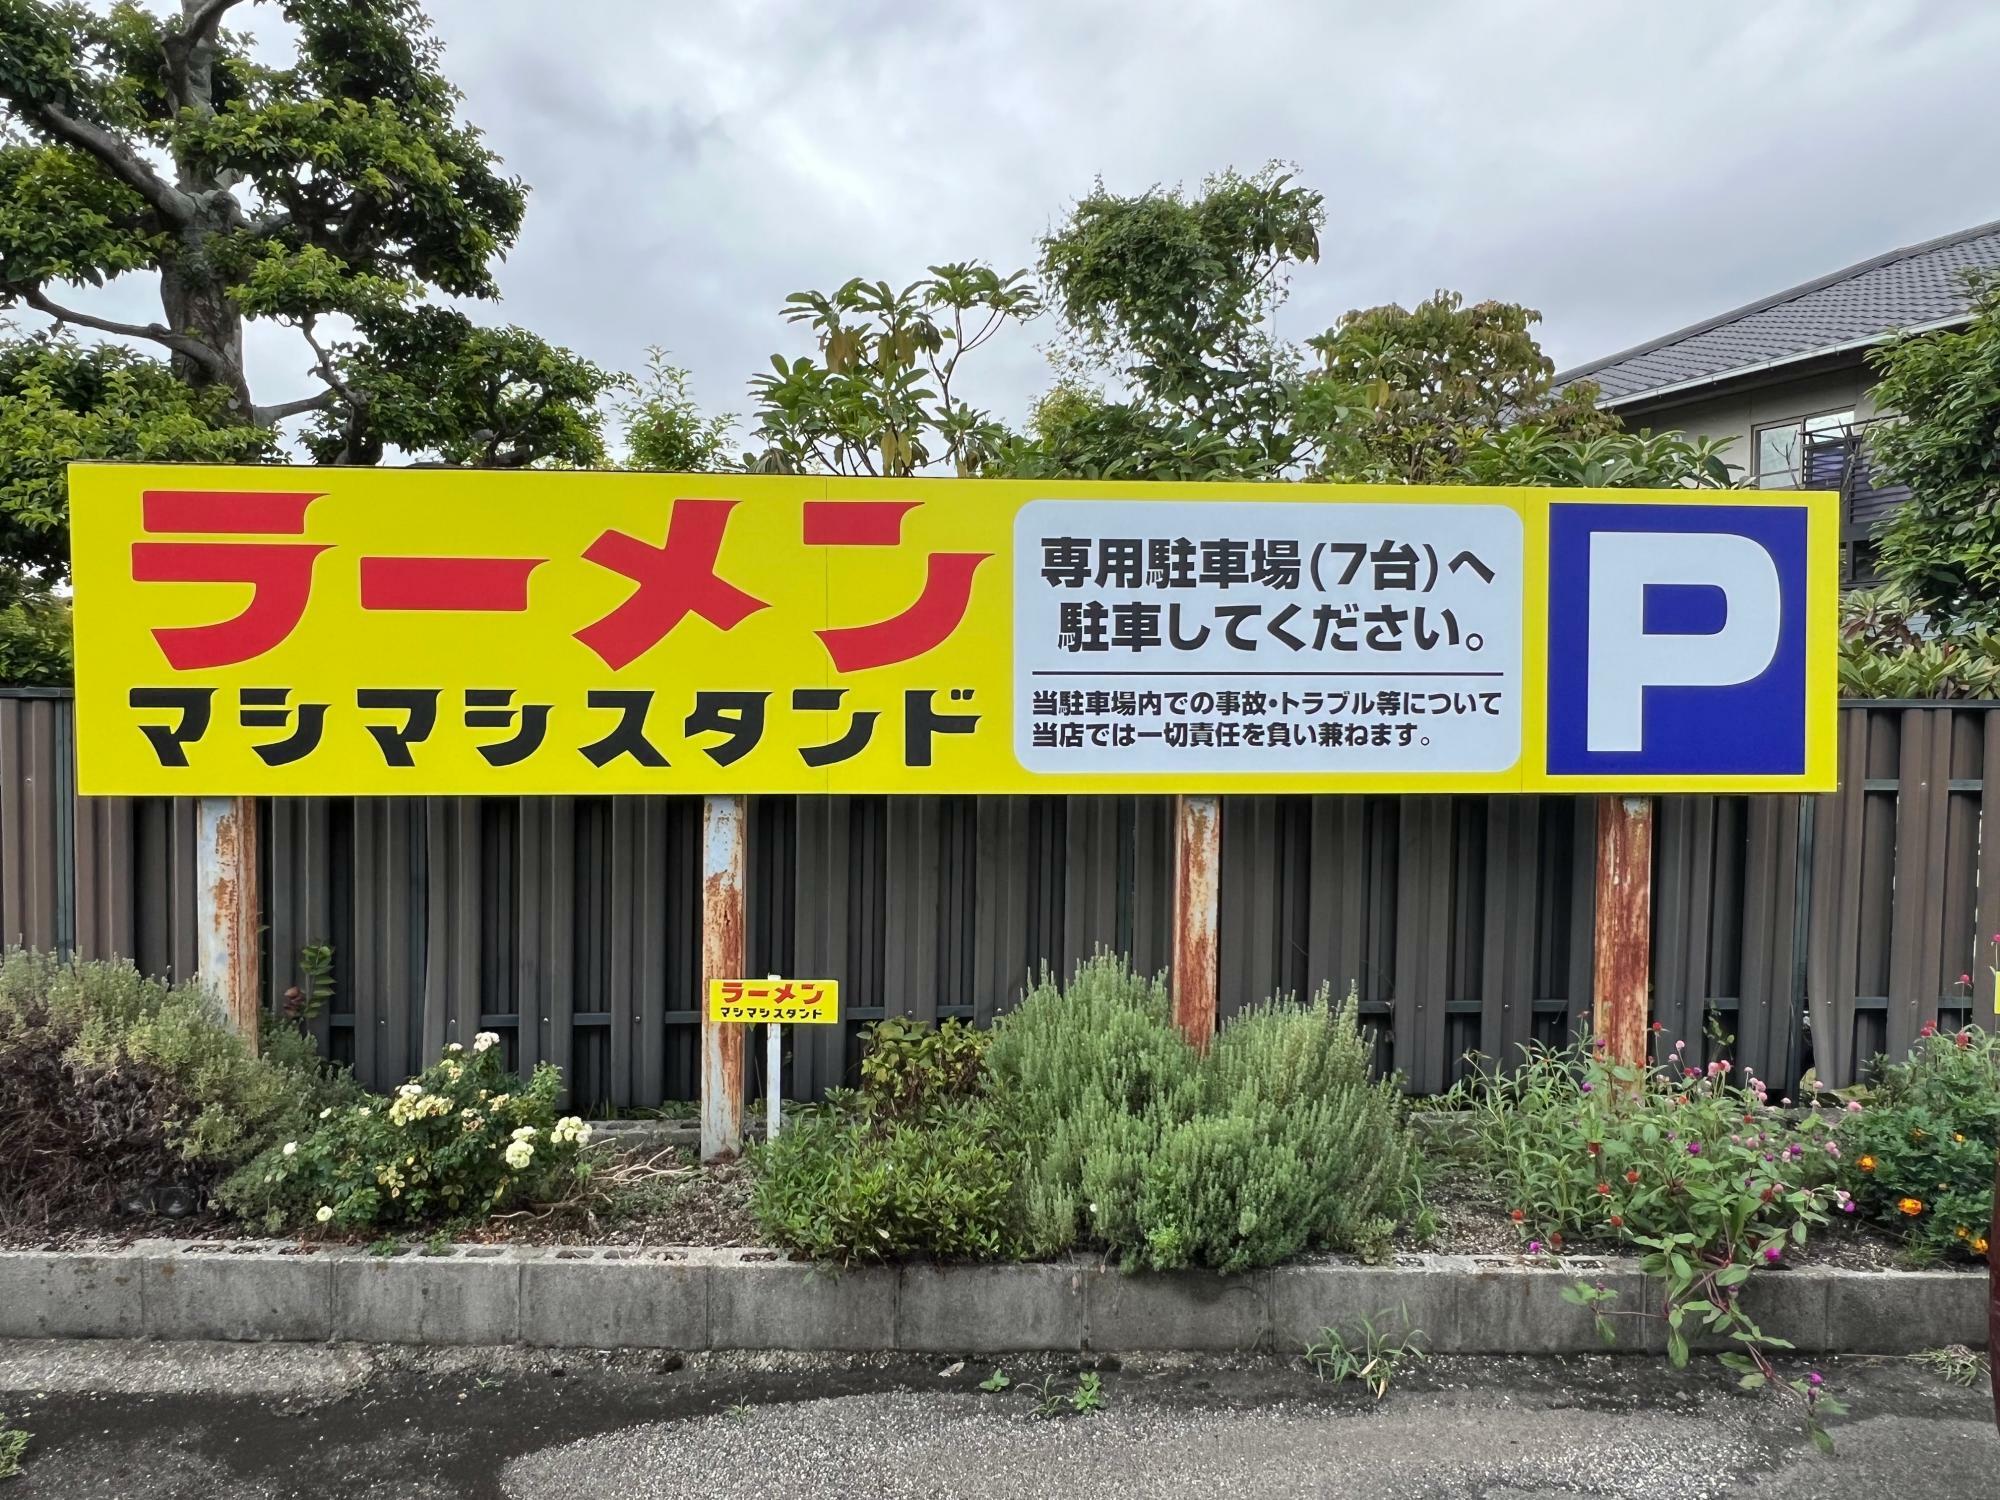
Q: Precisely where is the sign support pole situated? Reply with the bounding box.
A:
[1171,793,1220,1051]
[700,795,747,1163]
[195,795,260,1048]
[766,973,782,1142]
[1592,794,1653,1072]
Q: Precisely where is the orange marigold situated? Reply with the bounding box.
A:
[1976,1237,1990,1256]
[1857,1155,1876,1171]
[1897,1196,1924,1216]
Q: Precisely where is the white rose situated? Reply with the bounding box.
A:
[504,1140,534,1170]
[473,1031,501,1054]
[282,1141,298,1157]
[512,1125,538,1142]
[445,1042,464,1054]
[315,1205,334,1224]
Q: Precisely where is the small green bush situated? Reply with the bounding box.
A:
[856,1015,989,1119]
[220,1033,593,1232]
[750,1015,1023,1261]
[1839,1023,2000,1262]
[749,1097,1022,1261]
[0,948,349,1229]
[988,953,1415,1270]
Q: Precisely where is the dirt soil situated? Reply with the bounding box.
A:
[1410,1160,1917,1271]
[0,1145,1950,1276]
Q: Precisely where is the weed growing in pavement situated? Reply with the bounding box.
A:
[978,1369,1012,1393]
[0,1415,28,1479]
[1304,1308,1426,1399]
[1027,1372,1105,1419]
[1910,1344,1988,1388]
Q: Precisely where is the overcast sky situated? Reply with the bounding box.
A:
[121,0,2000,444]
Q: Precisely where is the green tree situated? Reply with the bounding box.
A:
[1031,164,1322,476]
[0,331,270,592]
[0,0,616,541]
[747,264,1040,476]
[619,347,737,472]
[1299,290,1619,483]
[1868,273,2000,631]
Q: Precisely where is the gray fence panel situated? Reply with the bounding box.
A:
[14,689,1994,1099]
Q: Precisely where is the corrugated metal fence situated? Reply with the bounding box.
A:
[2,690,1990,1104]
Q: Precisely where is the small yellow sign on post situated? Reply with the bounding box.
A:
[706,978,839,1026]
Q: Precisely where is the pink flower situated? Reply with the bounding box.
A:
[1845,1101,1863,1113]
[1960,973,1973,987]
[1764,1244,1782,1264]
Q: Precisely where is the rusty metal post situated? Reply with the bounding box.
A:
[1592,793,1653,1072]
[195,795,260,1048]
[700,794,747,1162]
[1171,793,1220,1050]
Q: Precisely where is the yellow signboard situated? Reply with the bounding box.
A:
[67,464,1837,795]
[707,978,838,1026]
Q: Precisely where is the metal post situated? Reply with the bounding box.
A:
[1592,794,1653,1072]
[766,1027,782,1141]
[1171,792,1220,1051]
[700,794,747,1162]
[195,795,261,1048]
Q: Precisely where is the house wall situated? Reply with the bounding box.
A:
[1607,357,1881,484]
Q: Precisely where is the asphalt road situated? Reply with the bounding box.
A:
[0,1341,1993,1499]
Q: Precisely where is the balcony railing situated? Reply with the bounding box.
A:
[1800,419,1907,587]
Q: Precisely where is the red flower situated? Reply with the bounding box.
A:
[1509,1209,1525,1223]
[1608,1214,1624,1228]
[1957,1031,1972,1049]
[1625,1169,1640,1185]
[1920,1020,1938,1038]
[1549,1232,1564,1249]
[1596,1182,1611,1196]
[1760,1185,1775,1203]
[1649,1021,1665,1033]
[1586,1141,1601,1157]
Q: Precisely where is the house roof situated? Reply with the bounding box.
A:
[1556,220,2000,408]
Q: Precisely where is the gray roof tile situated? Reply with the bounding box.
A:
[1557,221,2000,405]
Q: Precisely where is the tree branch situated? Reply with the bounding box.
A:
[20,285,229,378]
[28,103,190,225]
[180,0,252,44]
[251,389,338,425]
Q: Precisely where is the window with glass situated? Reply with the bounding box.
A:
[1753,408,1855,488]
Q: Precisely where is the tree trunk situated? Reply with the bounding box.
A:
[159,0,254,417]
[159,224,252,415]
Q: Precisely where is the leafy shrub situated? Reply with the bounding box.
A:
[856,1016,988,1119]
[1836,587,2000,701]
[1452,1036,1843,1259]
[988,953,1415,1270]
[0,588,71,686]
[749,1098,1022,1261]
[0,948,349,1230]
[220,1033,593,1232]
[1839,1023,2000,1262]
[750,1015,1023,1261]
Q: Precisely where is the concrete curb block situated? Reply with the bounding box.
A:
[0,1243,1983,1355]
